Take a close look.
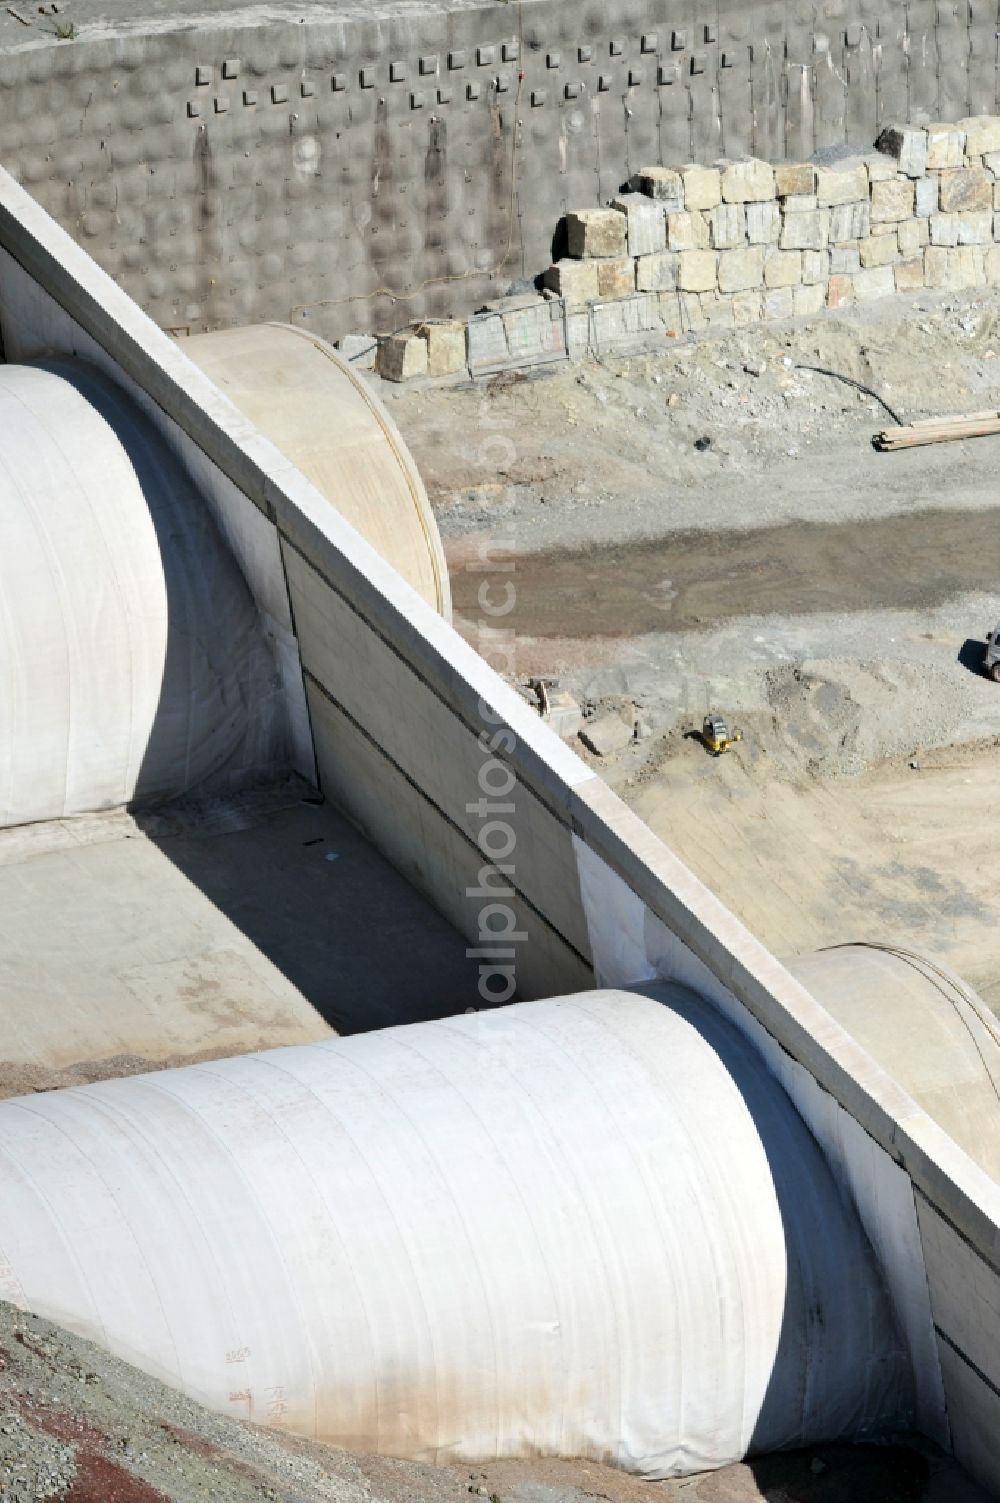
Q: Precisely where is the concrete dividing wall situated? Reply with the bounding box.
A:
[0,0,996,341]
[6,167,1000,1493]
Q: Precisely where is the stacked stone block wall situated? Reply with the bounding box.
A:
[375,118,1000,381]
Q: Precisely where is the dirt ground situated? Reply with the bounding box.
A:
[387,286,1000,1004]
[0,1302,983,1503]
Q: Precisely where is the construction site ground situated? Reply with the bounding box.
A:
[387,286,1000,1009]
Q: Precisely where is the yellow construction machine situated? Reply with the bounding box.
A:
[699,713,743,756]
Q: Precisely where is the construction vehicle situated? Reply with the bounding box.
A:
[985,624,1000,682]
[699,714,743,756]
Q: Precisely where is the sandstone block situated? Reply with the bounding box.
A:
[985,245,1000,285]
[717,245,764,292]
[996,187,1000,211]
[875,124,928,178]
[853,265,896,302]
[929,213,990,246]
[502,302,565,362]
[894,256,926,291]
[782,194,819,213]
[721,158,775,203]
[710,202,747,248]
[930,214,959,246]
[595,257,636,298]
[828,200,871,242]
[897,217,929,255]
[956,211,993,245]
[775,163,816,197]
[764,286,794,319]
[566,208,627,258]
[985,151,1000,178]
[377,331,428,382]
[678,292,709,330]
[793,282,826,316]
[764,249,803,287]
[699,291,735,329]
[865,155,898,183]
[466,313,510,370]
[915,177,938,216]
[938,167,992,213]
[746,200,781,243]
[337,334,377,370]
[731,289,763,325]
[923,246,950,287]
[870,178,915,222]
[801,249,830,284]
[565,311,590,356]
[859,234,899,268]
[830,244,862,274]
[667,210,710,251]
[816,163,869,205]
[677,249,718,291]
[591,296,658,346]
[779,209,830,250]
[948,246,986,288]
[638,166,685,210]
[827,274,855,308]
[417,320,466,376]
[927,124,966,170]
[635,250,679,292]
[681,164,722,210]
[543,258,599,307]
[611,194,667,257]
[958,115,1000,157]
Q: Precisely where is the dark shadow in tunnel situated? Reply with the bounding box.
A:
[38,358,482,1040]
[629,981,916,1460]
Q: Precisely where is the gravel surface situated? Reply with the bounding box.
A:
[0,1303,985,1503]
[390,289,1000,548]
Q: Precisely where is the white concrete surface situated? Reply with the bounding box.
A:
[0,989,913,1475]
[0,784,484,1088]
[0,359,288,825]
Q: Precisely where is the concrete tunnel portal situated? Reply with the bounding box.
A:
[0,294,999,1481]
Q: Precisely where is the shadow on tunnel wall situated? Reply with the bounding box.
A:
[46,358,483,1039]
[629,982,916,1463]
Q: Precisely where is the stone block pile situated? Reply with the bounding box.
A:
[363,116,1000,382]
[546,117,1000,326]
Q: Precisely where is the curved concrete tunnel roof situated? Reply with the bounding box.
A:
[0,988,914,1475]
[182,323,452,619]
[788,944,1000,1184]
[0,358,290,828]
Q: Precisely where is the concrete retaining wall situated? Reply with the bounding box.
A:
[1,0,998,342]
[5,165,1000,1493]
